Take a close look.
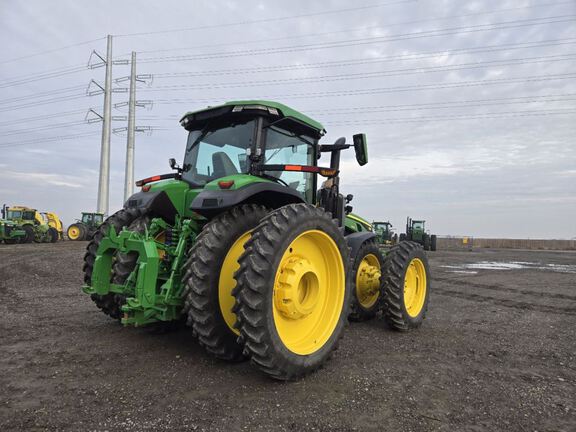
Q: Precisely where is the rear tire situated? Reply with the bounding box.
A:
[349,239,384,322]
[48,227,59,243]
[83,208,146,320]
[234,204,350,380]
[183,204,268,362]
[430,235,437,251]
[22,225,34,243]
[423,235,431,251]
[67,223,86,241]
[382,241,430,331]
[399,233,406,242]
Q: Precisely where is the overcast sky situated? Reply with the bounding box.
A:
[0,0,575,238]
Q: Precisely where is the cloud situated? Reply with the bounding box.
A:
[0,169,86,188]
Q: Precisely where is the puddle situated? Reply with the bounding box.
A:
[441,261,576,274]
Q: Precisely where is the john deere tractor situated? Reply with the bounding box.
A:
[373,221,397,246]
[2,205,58,243]
[67,212,104,241]
[82,101,430,380]
[400,217,437,251]
[0,207,26,244]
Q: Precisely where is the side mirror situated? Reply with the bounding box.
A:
[345,205,353,214]
[169,158,177,169]
[345,194,353,203]
[353,133,368,166]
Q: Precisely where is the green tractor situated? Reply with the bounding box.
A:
[2,204,58,243]
[373,221,397,246]
[0,208,26,244]
[400,217,437,251]
[82,100,431,380]
[67,212,104,241]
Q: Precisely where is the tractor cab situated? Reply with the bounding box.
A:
[6,206,40,225]
[81,212,103,225]
[173,100,367,226]
[407,217,427,241]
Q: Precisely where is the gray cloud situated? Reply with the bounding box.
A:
[0,0,575,238]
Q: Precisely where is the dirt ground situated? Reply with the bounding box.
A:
[0,243,575,432]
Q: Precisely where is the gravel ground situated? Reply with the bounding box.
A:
[0,242,575,431]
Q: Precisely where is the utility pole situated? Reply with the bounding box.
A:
[86,36,129,214]
[97,35,113,215]
[124,51,137,201]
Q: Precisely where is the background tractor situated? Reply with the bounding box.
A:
[82,100,431,380]
[0,214,26,244]
[400,217,437,251]
[2,205,59,243]
[373,221,397,246]
[67,212,104,241]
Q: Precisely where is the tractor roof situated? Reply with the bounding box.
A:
[180,100,326,138]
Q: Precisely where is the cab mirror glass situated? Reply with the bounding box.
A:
[353,133,368,166]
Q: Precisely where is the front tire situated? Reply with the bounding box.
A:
[234,204,350,380]
[381,241,430,331]
[183,204,268,362]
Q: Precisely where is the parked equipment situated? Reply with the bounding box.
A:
[400,217,437,251]
[2,205,58,243]
[373,221,397,246]
[0,206,26,244]
[67,212,104,241]
[41,212,64,240]
[81,101,431,380]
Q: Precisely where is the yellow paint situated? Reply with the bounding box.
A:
[355,253,381,309]
[67,225,81,240]
[403,258,427,318]
[272,230,345,355]
[218,231,251,335]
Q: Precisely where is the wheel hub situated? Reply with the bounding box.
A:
[357,262,381,297]
[275,257,320,320]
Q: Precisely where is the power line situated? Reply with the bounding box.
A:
[149,73,576,104]
[325,108,576,125]
[137,16,576,63]
[133,94,576,122]
[0,85,86,105]
[139,54,576,92]
[0,94,87,112]
[0,109,85,128]
[0,131,101,149]
[0,65,86,89]
[131,1,576,57]
[1,121,88,137]
[0,37,105,65]
[307,94,576,115]
[152,40,576,79]
[114,0,416,38]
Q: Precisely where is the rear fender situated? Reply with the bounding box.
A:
[345,231,377,260]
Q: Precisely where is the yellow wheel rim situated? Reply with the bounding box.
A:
[355,253,381,309]
[68,226,80,240]
[219,231,251,336]
[272,230,345,355]
[404,258,427,317]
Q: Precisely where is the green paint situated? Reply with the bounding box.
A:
[180,100,325,135]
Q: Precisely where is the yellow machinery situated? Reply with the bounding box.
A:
[3,205,59,243]
[41,212,64,240]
